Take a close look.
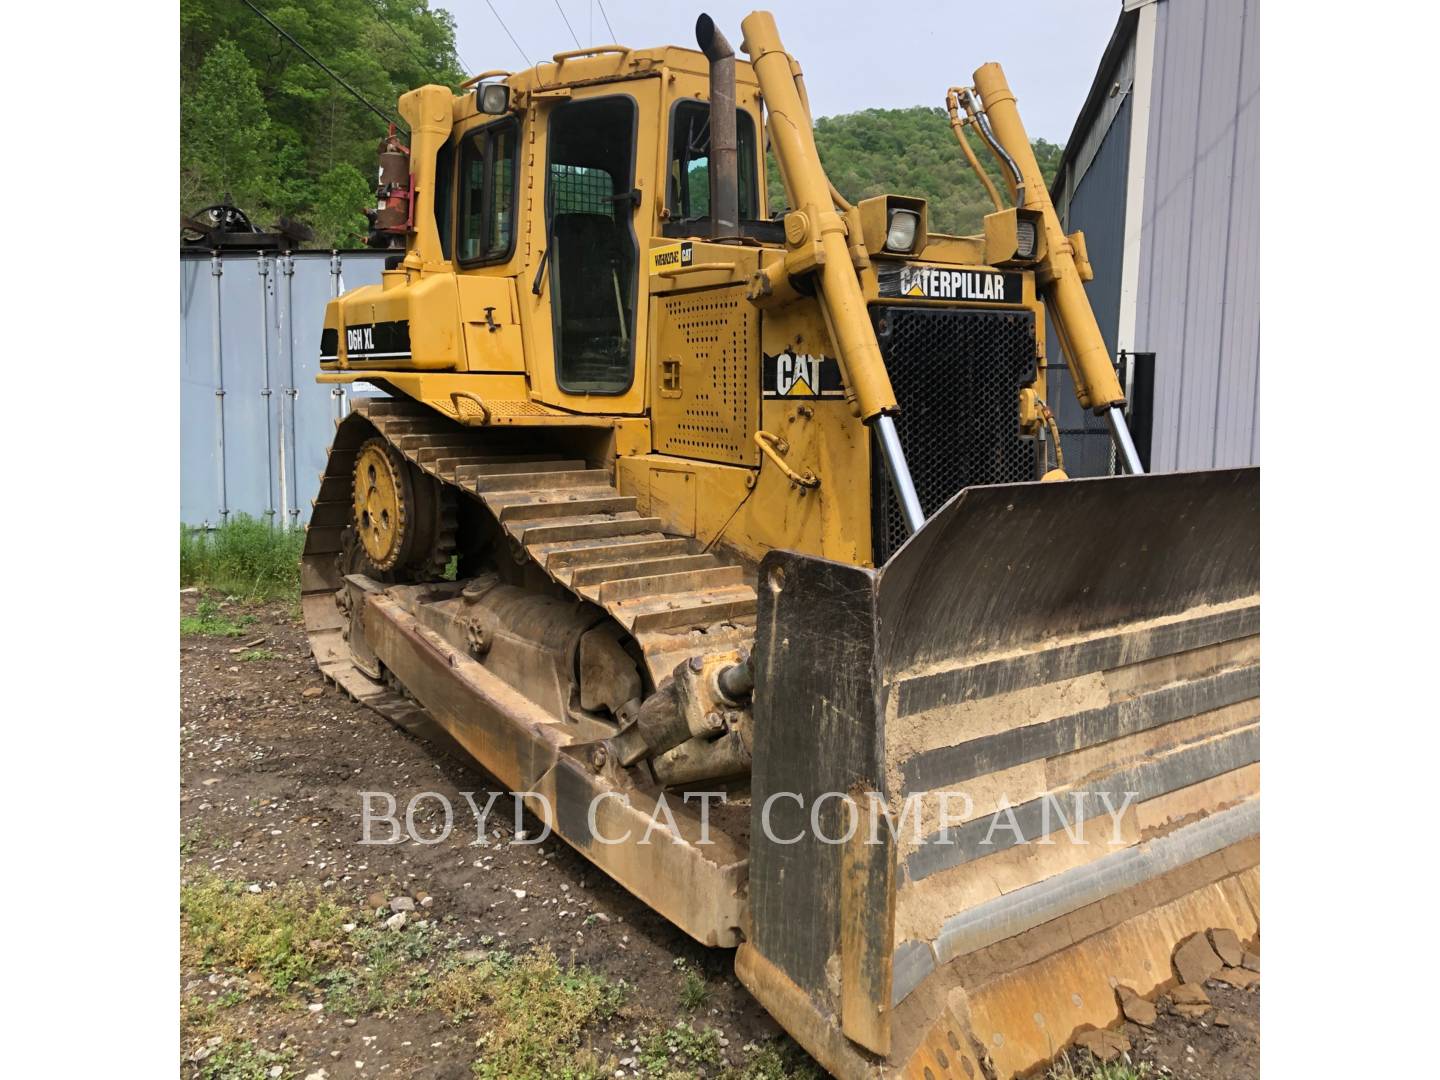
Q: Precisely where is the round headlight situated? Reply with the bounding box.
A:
[885,209,919,253]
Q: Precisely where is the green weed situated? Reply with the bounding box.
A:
[719,1041,822,1080]
[237,648,279,662]
[181,515,305,601]
[1048,1053,1154,1080]
[194,1038,294,1080]
[680,969,709,1011]
[322,919,440,1016]
[181,597,257,638]
[637,1021,724,1078]
[430,947,625,1080]
[180,874,349,995]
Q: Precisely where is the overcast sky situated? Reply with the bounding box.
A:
[449,1,1119,143]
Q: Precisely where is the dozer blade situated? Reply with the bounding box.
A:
[739,467,1259,1079]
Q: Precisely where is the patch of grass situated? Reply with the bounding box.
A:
[719,1042,822,1080]
[182,515,305,601]
[638,1021,724,1078]
[322,919,441,1016]
[178,874,695,1080]
[426,947,624,1080]
[193,1038,294,1080]
[181,598,258,638]
[679,969,709,1011]
[182,990,244,1043]
[237,648,280,662]
[181,874,350,995]
[1048,1054,1153,1080]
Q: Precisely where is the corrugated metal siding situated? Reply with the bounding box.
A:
[1050,93,1133,477]
[1135,0,1259,471]
[1058,34,1136,210]
[180,251,390,527]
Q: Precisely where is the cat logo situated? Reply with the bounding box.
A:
[649,241,695,274]
[776,352,819,396]
[762,350,845,399]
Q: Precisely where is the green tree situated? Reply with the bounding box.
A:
[310,163,373,248]
[181,38,275,213]
[766,106,1064,236]
[180,0,464,245]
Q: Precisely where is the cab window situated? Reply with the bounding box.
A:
[458,119,518,264]
[546,96,639,394]
[667,99,760,222]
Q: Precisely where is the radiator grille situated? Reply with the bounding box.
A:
[871,306,1040,564]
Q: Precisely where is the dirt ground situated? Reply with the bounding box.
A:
[179,592,1257,1079]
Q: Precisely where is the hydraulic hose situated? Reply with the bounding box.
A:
[946,88,1004,212]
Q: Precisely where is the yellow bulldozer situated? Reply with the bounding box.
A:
[302,11,1259,1077]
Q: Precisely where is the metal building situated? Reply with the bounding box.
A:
[1049,0,1258,474]
[180,250,391,527]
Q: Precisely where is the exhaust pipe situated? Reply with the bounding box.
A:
[696,14,739,239]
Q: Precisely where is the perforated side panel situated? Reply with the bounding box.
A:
[652,286,759,466]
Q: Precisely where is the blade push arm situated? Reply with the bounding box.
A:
[740,11,927,530]
[968,64,1145,473]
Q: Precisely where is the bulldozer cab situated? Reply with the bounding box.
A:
[323,47,775,419]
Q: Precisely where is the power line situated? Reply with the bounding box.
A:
[484,0,533,67]
[595,0,617,41]
[366,0,473,85]
[553,0,582,48]
[365,0,439,80]
[241,0,405,132]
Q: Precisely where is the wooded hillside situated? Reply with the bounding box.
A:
[792,106,1062,235]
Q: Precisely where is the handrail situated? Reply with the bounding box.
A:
[460,69,512,89]
[449,391,490,426]
[551,45,630,63]
[655,261,738,278]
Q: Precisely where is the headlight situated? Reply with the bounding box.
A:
[477,83,511,115]
[1015,218,1037,259]
[885,209,919,253]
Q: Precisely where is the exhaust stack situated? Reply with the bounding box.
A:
[696,14,739,239]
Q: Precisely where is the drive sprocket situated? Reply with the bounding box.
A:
[353,438,412,571]
[350,436,455,578]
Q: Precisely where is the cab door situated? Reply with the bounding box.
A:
[526,85,656,413]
